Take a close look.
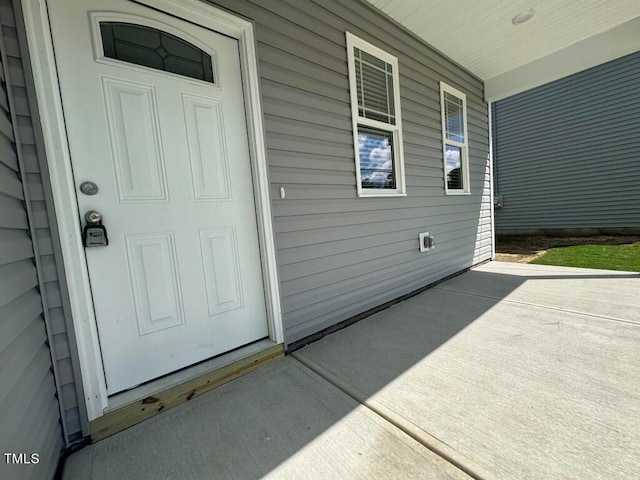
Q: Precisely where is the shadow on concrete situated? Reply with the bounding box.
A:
[63,265,640,479]
[293,265,640,479]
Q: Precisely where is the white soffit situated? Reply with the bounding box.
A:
[365,0,640,100]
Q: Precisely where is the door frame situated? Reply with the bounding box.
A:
[21,0,284,421]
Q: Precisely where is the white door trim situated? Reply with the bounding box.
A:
[21,0,283,421]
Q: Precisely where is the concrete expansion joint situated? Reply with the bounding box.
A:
[291,352,497,480]
[433,286,640,327]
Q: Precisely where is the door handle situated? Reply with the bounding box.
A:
[85,210,103,224]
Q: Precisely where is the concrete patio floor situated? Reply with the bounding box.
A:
[63,262,640,480]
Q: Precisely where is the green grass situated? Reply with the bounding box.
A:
[531,242,640,272]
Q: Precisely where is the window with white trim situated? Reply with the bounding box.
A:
[346,32,405,196]
[440,82,470,194]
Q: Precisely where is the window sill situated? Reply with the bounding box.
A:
[358,192,407,198]
[445,190,471,196]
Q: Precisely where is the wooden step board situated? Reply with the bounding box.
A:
[90,344,284,441]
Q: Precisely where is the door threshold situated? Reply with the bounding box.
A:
[89,340,283,441]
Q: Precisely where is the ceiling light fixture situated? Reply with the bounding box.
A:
[512,8,536,25]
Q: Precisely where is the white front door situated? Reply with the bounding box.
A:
[49,0,269,394]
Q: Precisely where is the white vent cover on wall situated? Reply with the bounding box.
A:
[419,232,435,252]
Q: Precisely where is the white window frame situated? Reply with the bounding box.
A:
[346,32,406,197]
[440,82,470,194]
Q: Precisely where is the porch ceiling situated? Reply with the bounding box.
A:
[364,0,640,101]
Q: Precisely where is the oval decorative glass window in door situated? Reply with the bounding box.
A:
[100,22,215,83]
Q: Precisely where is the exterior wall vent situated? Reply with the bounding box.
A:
[419,232,435,252]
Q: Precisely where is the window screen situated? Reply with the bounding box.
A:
[347,33,405,196]
[443,91,465,143]
[354,47,396,125]
[440,82,469,193]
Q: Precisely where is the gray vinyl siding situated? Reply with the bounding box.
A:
[7,0,490,449]
[9,18,86,444]
[0,1,64,478]
[210,0,491,343]
[493,50,640,232]
[16,0,87,443]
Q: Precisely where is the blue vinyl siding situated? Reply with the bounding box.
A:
[493,50,640,232]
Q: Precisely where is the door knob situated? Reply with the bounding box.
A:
[84,210,103,224]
